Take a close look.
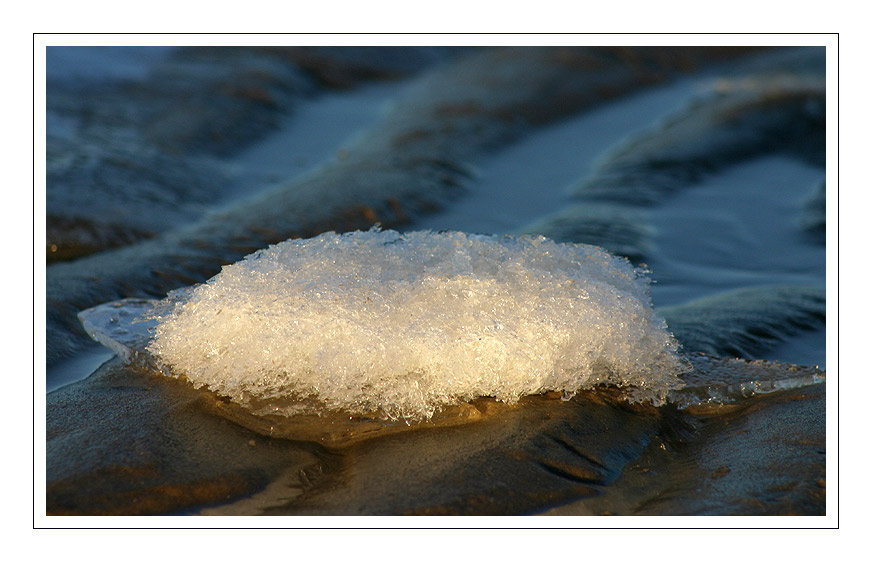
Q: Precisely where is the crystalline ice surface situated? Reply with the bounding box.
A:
[146,229,688,420]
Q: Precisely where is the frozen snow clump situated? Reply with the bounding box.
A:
[147,229,688,420]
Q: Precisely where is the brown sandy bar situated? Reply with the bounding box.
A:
[46,359,665,515]
[46,359,320,516]
[540,383,826,516]
[47,352,824,515]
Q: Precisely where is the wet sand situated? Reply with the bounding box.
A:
[46,355,824,516]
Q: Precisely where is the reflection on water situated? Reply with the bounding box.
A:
[45,344,113,393]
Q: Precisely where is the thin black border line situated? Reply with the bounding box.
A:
[36,33,838,531]
[33,32,839,33]
[33,30,36,532]
[34,32,839,36]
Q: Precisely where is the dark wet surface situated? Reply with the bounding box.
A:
[46,353,824,516]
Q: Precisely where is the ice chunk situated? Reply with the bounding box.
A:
[143,229,689,420]
[78,298,159,369]
[668,354,825,410]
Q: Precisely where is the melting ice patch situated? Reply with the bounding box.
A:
[146,229,689,420]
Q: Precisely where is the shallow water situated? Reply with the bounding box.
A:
[226,81,401,204]
[46,46,178,83]
[45,344,113,394]
[647,156,826,368]
[410,78,703,235]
